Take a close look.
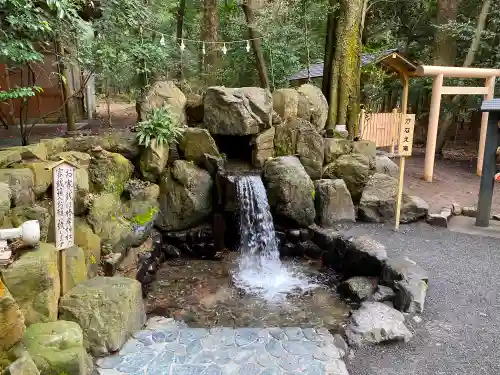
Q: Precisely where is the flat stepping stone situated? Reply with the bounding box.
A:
[95,318,349,375]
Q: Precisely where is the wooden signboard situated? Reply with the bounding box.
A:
[398,114,416,156]
[49,160,78,295]
[394,114,416,231]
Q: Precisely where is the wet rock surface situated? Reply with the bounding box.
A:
[345,302,413,347]
[95,317,350,375]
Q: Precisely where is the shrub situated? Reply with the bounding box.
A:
[136,106,183,148]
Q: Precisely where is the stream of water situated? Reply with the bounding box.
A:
[232,175,316,302]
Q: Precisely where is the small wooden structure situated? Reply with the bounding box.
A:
[415,66,500,181]
[0,51,95,125]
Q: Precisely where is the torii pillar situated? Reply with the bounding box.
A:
[416,66,500,182]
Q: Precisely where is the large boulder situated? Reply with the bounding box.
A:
[0,279,25,353]
[323,154,373,203]
[383,257,429,314]
[0,183,11,219]
[139,139,169,182]
[12,162,52,197]
[272,88,298,121]
[274,118,300,156]
[296,84,328,131]
[74,218,101,278]
[179,128,220,165]
[156,160,213,231]
[315,179,355,226]
[59,277,146,357]
[263,156,315,227]
[23,321,91,375]
[40,137,67,155]
[63,246,88,292]
[352,141,376,159]
[1,243,60,325]
[51,151,91,169]
[359,173,428,223]
[0,169,35,206]
[203,86,272,135]
[138,80,187,126]
[2,352,40,375]
[65,133,140,160]
[88,150,134,195]
[9,144,47,162]
[375,155,399,178]
[296,121,324,179]
[0,150,22,168]
[324,139,352,164]
[252,127,275,168]
[87,194,135,254]
[345,302,413,347]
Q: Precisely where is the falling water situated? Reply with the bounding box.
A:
[232,175,315,302]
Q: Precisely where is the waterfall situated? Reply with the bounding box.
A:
[232,175,314,302]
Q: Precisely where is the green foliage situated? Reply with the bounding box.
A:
[136,107,183,148]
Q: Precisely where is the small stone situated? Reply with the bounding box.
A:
[338,277,377,302]
[371,285,396,302]
[452,202,462,216]
[462,206,477,217]
[345,302,413,347]
[413,316,422,323]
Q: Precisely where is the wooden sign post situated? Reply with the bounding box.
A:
[50,160,77,296]
[395,114,416,231]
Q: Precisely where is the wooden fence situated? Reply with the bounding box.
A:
[359,109,416,153]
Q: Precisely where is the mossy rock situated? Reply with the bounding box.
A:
[58,277,146,357]
[0,169,35,207]
[0,280,25,353]
[23,321,91,375]
[39,137,67,156]
[9,144,47,162]
[51,151,91,169]
[0,183,11,219]
[74,218,101,278]
[88,151,133,195]
[11,162,52,197]
[274,118,301,156]
[139,139,169,182]
[1,243,60,326]
[2,352,40,375]
[0,150,22,168]
[64,246,88,292]
[178,128,220,165]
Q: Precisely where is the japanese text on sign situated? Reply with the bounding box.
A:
[53,163,75,250]
[398,114,416,157]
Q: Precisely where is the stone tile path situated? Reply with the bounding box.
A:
[95,317,349,375]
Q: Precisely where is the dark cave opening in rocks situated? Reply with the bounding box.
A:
[212,134,254,165]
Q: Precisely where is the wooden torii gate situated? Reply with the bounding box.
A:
[416,66,500,182]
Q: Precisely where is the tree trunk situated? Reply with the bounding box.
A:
[56,41,76,133]
[242,2,270,89]
[322,0,338,101]
[203,0,220,85]
[435,0,491,154]
[326,0,364,135]
[433,0,461,65]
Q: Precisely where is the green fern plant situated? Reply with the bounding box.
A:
[136,106,183,148]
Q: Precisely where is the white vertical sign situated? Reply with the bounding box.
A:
[53,162,75,250]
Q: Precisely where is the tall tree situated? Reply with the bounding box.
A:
[324,0,364,134]
[241,0,270,89]
[433,0,461,65]
[435,0,492,154]
[203,0,220,85]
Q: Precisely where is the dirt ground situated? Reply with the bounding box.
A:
[1,100,496,213]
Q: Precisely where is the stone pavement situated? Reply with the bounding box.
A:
[95,317,348,375]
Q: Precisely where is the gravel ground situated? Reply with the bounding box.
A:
[342,222,500,375]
